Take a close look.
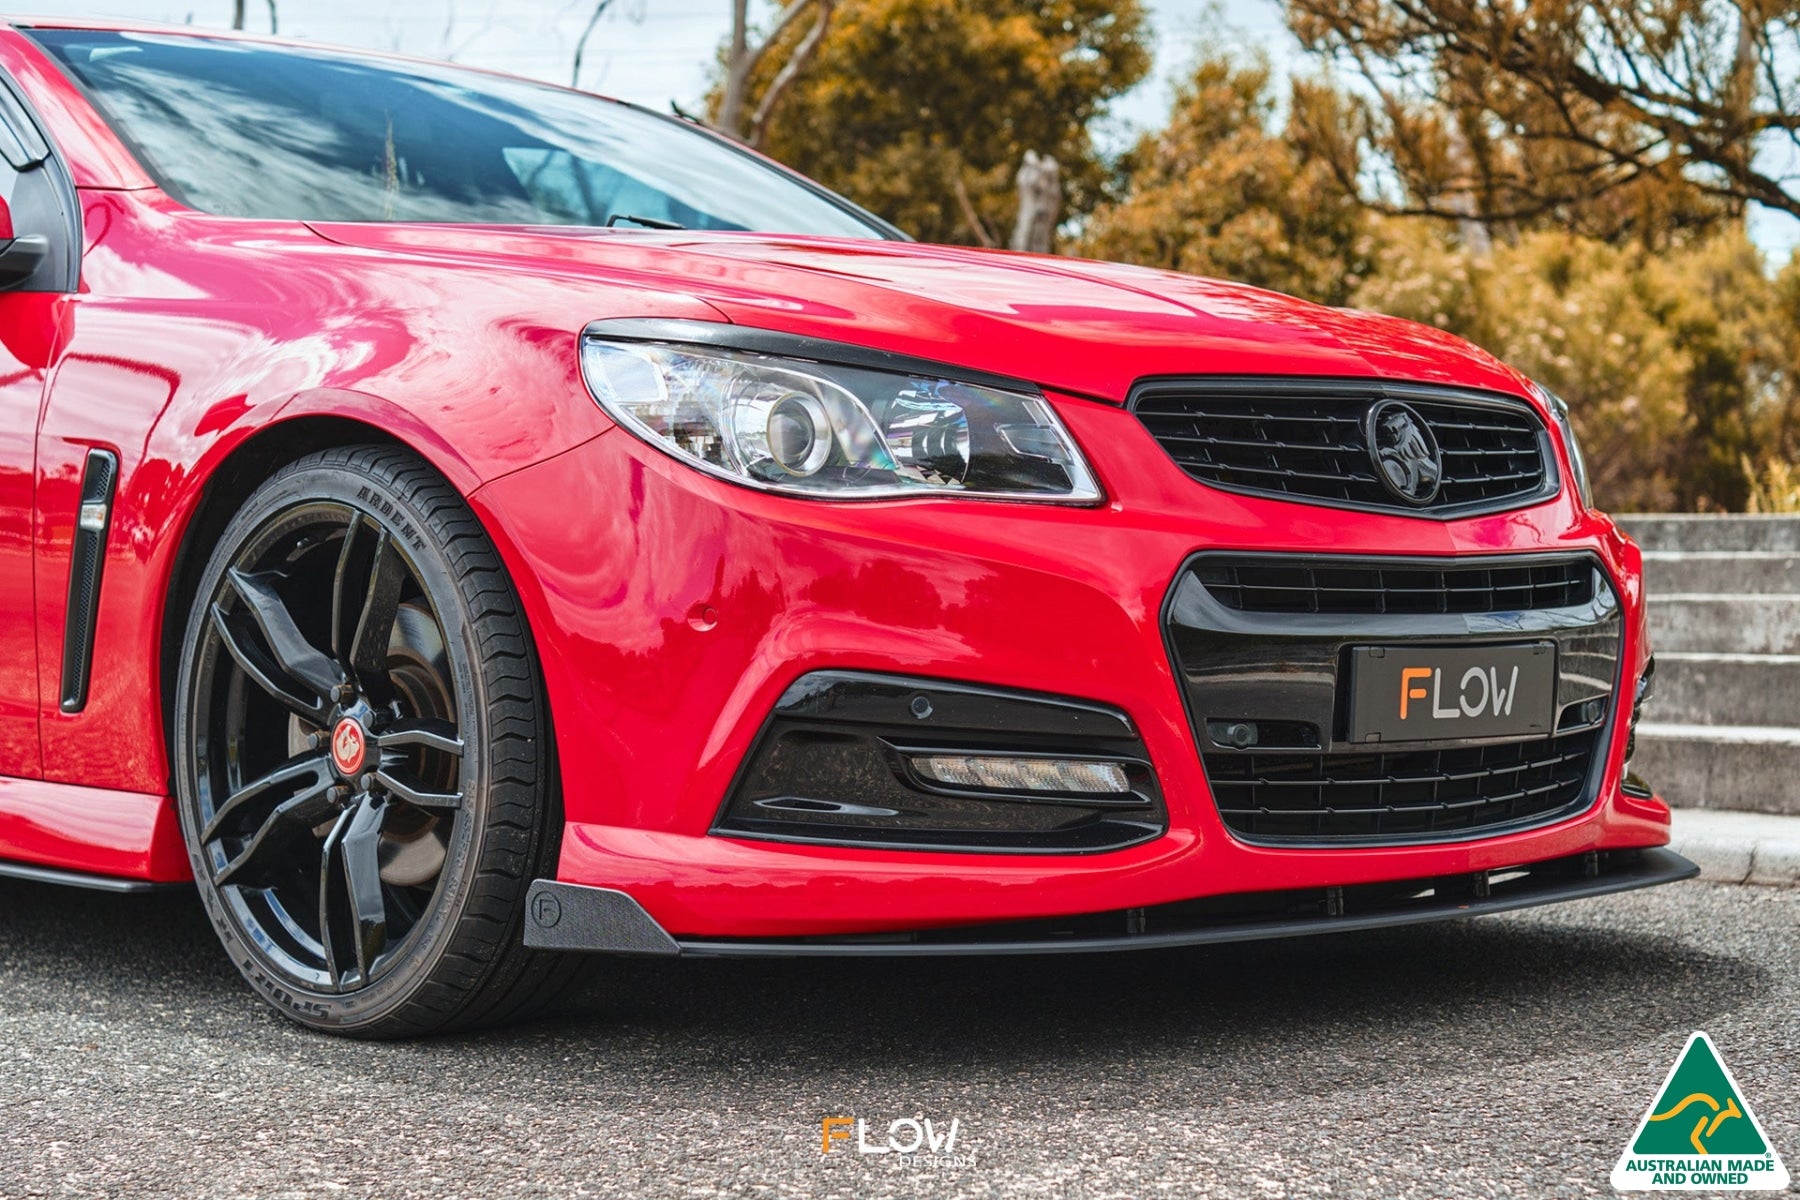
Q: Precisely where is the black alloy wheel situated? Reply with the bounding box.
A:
[174,445,579,1036]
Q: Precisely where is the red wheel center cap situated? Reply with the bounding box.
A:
[331,718,367,776]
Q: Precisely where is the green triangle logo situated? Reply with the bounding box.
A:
[1612,1032,1789,1191]
[1633,1036,1766,1156]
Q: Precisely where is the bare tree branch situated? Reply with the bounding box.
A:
[229,0,274,33]
[952,172,997,248]
[744,0,820,84]
[717,0,753,136]
[571,0,615,89]
[1285,0,1800,233]
[718,0,823,141]
[747,0,835,147]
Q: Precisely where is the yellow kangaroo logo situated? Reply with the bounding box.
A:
[1648,1092,1745,1154]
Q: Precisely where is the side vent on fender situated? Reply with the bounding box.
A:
[59,448,118,713]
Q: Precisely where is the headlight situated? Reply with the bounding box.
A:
[1534,382,1592,509]
[580,336,1101,502]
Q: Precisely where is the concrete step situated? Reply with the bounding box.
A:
[1648,652,1800,727]
[1645,593,1800,654]
[1642,550,1800,594]
[1668,808,1800,886]
[1631,723,1800,815]
[1622,513,1800,552]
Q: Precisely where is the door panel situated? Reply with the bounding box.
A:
[0,289,49,779]
[0,147,62,779]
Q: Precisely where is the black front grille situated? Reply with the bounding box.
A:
[1204,727,1602,842]
[1132,378,1553,516]
[1196,557,1595,615]
[1166,551,1621,847]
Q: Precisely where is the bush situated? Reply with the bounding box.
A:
[1078,55,1375,306]
[1352,225,1797,512]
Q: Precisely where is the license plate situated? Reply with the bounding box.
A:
[1347,642,1556,743]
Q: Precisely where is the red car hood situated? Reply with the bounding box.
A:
[310,224,1533,403]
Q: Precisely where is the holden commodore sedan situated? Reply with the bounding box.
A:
[0,19,1692,1036]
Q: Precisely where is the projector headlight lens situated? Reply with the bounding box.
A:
[764,391,833,477]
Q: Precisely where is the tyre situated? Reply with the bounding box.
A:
[173,445,580,1037]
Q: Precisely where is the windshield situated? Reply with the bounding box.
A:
[28,29,889,236]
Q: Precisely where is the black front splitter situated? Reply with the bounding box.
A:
[523,846,1698,958]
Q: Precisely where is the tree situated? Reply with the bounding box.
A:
[1078,53,1376,306]
[230,0,277,33]
[1010,151,1062,253]
[1284,0,1799,245]
[571,1,617,88]
[716,0,839,147]
[1351,223,1796,509]
[714,0,1150,246]
[559,1,651,88]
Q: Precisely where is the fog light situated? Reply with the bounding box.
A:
[911,755,1131,794]
[716,671,1166,852]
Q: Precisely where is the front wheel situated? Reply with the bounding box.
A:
[173,445,579,1036]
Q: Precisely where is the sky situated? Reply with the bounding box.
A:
[7,0,1798,262]
[6,0,1290,130]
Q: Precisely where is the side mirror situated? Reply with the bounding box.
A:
[0,192,48,291]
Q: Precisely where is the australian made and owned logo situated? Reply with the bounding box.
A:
[1613,1033,1789,1191]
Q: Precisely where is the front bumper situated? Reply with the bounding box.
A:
[471,387,1671,942]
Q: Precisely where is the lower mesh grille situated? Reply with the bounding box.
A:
[1196,557,1595,615]
[1203,727,1601,842]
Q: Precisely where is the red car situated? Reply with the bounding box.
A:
[0,20,1691,1037]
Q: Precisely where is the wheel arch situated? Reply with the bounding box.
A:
[154,408,552,776]
[158,415,394,763]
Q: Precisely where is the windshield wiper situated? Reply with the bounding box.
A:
[604,213,685,231]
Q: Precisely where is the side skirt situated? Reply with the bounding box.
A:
[0,775,192,885]
[0,859,189,893]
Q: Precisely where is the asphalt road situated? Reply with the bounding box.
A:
[0,877,1793,1200]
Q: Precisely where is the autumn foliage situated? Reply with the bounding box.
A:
[1354,222,1800,511]
[1079,55,1375,305]
[714,0,1150,246]
[713,0,1800,511]
[1078,50,1800,511]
